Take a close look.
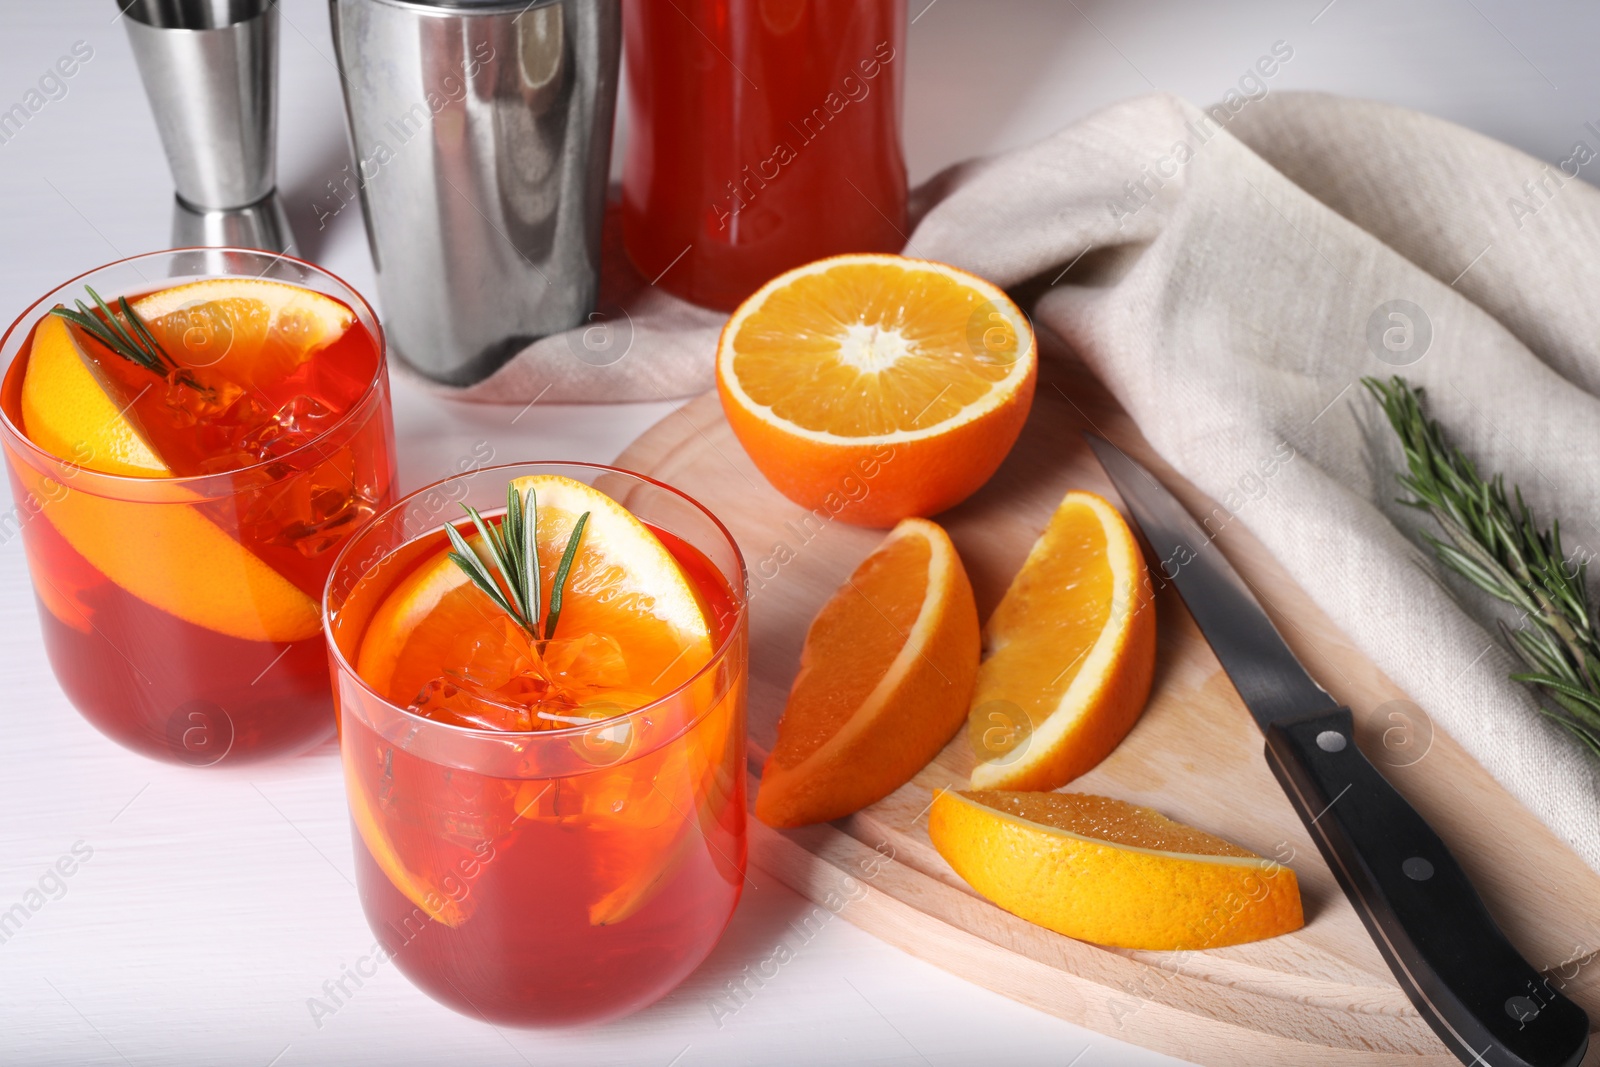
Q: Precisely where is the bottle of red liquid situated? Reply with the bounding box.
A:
[621,0,908,311]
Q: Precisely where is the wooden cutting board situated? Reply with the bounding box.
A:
[616,354,1600,1066]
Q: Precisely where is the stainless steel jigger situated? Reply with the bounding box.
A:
[119,0,295,253]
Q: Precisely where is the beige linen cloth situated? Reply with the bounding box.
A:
[443,91,1600,873]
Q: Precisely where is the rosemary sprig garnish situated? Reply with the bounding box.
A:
[445,483,591,643]
[49,286,176,377]
[1364,375,1600,758]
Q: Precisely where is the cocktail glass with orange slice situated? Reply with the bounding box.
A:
[0,249,395,764]
[323,462,748,1026]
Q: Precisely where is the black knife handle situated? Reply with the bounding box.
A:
[1264,707,1590,1067]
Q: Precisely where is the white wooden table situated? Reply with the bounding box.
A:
[1,2,1593,1063]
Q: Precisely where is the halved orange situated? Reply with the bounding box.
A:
[968,490,1155,791]
[756,518,979,827]
[929,790,1303,950]
[355,474,714,714]
[15,308,319,642]
[717,253,1037,527]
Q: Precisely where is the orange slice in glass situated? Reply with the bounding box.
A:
[15,309,319,641]
[20,314,167,476]
[131,277,353,389]
[587,689,743,926]
[355,474,714,713]
[341,756,470,928]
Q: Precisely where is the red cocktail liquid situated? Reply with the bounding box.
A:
[332,521,746,1025]
[1,280,394,764]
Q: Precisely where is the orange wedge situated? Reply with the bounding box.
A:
[716,253,1036,527]
[131,277,353,388]
[15,309,319,642]
[342,753,469,928]
[929,790,1303,950]
[586,774,699,926]
[756,518,979,827]
[967,491,1155,791]
[585,669,743,926]
[7,474,323,642]
[20,315,166,476]
[355,474,714,711]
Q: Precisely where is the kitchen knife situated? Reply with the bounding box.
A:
[1085,433,1590,1067]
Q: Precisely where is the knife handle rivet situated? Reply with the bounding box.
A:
[1505,995,1541,1022]
[1402,857,1434,881]
[1315,730,1347,753]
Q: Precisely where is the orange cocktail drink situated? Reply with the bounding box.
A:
[0,249,395,764]
[324,462,748,1025]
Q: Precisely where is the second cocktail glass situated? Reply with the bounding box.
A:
[324,462,749,1026]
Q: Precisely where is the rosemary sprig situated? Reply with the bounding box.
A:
[544,509,590,640]
[445,483,590,643]
[1364,375,1600,758]
[49,286,175,377]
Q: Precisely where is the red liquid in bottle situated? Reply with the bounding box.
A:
[621,0,909,310]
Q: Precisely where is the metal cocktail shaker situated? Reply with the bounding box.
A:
[328,0,620,385]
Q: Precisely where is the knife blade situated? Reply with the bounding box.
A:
[1085,434,1590,1067]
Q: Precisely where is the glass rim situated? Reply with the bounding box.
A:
[0,246,389,495]
[322,460,750,748]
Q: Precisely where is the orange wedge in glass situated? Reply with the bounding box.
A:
[131,277,353,388]
[13,309,320,642]
[585,694,741,927]
[756,517,979,827]
[354,474,714,711]
[716,253,1036,527]
[20,314,167,477]
[340,752,470,928]
[930,790,1303,950]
